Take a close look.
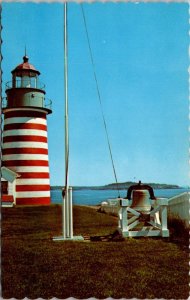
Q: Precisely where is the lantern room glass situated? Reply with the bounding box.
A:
[12,71,39,89]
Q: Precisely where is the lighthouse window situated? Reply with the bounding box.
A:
[21,76,31,88]
[30,77,38,88]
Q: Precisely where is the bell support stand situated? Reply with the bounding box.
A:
[118,182,169,238]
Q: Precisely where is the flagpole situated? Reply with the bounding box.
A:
[64,1,69,238]
[53,2,83,242]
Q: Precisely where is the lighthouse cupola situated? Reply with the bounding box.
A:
[5,55,51,114]
[12,55,40,87]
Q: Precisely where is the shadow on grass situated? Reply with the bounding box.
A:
[168,217,189,247]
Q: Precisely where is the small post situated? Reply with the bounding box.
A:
[119,199,129,233]
[62,188,66,239]
[69,187,73,238]
[161,205,169,237]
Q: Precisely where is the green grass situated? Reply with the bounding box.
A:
[2,205,189,299]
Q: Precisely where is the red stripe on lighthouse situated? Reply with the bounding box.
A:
[16,185,50,192]
[3,160,49,167]
[16,197,50,205]
[3,135,48,143]
[19,172,50,179]
[2,148,48,155]
[4,123,47,131]
[4,111,46,119]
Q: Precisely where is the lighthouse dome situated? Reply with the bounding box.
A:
[12,55,40,77]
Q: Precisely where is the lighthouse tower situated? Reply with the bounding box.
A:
[2,55,52,205]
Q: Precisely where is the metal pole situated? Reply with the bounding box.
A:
[53,2,83,241]
[62,189,66,239]
[66,188,69,237]
[64,2,70,238]
[64,2,69,178]
[69,187,73,238]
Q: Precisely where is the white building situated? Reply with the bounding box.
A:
[1,166,20,207]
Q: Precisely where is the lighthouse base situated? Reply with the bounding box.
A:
[53,235,84,242]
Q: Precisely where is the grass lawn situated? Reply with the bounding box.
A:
[1,205,189,299]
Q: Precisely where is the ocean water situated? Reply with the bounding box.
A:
[51,188,189,206]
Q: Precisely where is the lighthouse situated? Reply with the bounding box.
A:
[2,55,52,205]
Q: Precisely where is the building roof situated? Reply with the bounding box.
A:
[12,55,40,76]
[1,166,20,182]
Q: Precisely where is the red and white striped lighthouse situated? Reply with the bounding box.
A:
[2,55,52,205]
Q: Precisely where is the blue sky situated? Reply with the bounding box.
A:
[2,2,189,187]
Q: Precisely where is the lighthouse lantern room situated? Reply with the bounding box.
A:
[2,55,52,205]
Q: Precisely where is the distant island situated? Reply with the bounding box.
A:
[51,182,182,190]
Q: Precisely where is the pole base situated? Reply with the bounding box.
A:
[53,235,84,241]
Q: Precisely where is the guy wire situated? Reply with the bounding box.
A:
[81,4,121,198]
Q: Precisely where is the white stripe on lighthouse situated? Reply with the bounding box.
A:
[4,117,47,125]
[3,154,49,161]
[2,142,48,149]
[16,178,50,185]
[16,191,50,198]
[10,166,50,173]
[3,129,48,137]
